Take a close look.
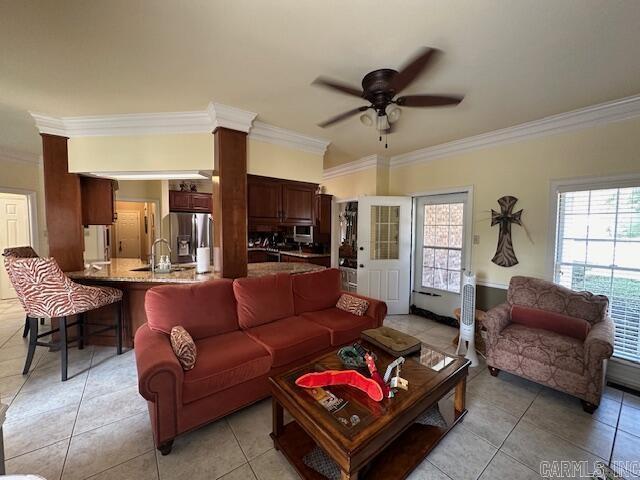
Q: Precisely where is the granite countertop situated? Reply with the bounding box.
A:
[248,247,330,259]
[67,258,325,284]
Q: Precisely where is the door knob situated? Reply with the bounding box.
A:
[359,247,364,251]
[359,264,364,268]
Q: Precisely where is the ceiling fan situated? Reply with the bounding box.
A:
[312,47,464,147]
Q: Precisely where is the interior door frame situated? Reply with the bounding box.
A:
[331,197,358,268]
[116,196,161,242]
[409,185,474,302]
[0,187,39,252]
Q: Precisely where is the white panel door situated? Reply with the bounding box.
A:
[0,193,31,299]
[114,211,141,258]
[357,196,412,314]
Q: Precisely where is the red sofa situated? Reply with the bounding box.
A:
[134,268,386,454]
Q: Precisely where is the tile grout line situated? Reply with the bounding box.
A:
[59,346,96,480]
[472,386,543,479]
[82,448,156,480]
[607,397,624,466]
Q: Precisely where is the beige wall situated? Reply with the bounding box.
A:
[0,158,47,255]
[322,168,378,200]
[68,134,214,173]
[388,117,640,286]
[68,135,325,184]
[247,139,323,183]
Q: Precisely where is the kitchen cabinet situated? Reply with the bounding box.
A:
[248,250,269,263]
[247,175,282,225]
[247,175,316,227]
[169,190,212,213]
[314,194,333,244]
[81,176,117,225]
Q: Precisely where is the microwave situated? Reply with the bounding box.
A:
[293,225,314,244]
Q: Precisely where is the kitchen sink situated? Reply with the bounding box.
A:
[130,265,196,273]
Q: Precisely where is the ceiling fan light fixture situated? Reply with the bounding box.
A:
[385,104,402,124]
[376,114,390,132]
[359,109,375,127]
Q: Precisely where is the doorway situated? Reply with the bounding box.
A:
[112,201,156,261]
[413,190,472,317]
[0,192,33,299]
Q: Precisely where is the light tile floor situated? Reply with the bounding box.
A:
[1,300,639,479]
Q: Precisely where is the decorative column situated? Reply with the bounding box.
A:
[40,133,85,271]
[209,103,256,278]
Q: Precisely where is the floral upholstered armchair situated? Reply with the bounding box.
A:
[484,276,615,413]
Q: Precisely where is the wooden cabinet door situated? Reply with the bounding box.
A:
[314,194,333,243]
[169,191,192,212]
[191,193,212,212]
[81,176,116,225]
[247,176,282,225]
[281,183,315,225]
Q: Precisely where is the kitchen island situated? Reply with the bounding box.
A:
[68,258,325,348]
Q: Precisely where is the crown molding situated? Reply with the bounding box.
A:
[29,103,330,156]
[207,102,256,133]
[249,121,329,156]
[391,94,640,168]
[323,154,388,180]
[0,146,41,165]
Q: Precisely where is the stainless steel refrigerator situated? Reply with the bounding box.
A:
[169,213,214,264]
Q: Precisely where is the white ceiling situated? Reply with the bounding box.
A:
[1,0,639,167]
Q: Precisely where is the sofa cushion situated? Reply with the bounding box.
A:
[496,324,585,375]
[511,305,591,341]
[183,331,272,404]
[233,273,295,328]
[507,276,609,325]
[244,316,331,367]
[302,308,375,346]
[146,279,238,340]
[292,268,342,315]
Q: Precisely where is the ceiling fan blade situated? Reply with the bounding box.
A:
[391,47,441,94]
[396,94,463,107]
[317,106,370,128]
[312,76,363,98]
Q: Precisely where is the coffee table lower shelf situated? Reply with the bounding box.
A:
[270,409,467,480]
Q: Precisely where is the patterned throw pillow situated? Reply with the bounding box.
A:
[336,294,369,316]
[170,326,197,371]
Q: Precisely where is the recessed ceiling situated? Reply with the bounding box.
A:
[1,0,639,167]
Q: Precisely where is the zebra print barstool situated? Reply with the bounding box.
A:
[3,255,124,381]
[2,246,43,338]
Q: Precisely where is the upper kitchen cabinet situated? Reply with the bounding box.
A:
[247,175,282,225]
[314,193,333,243]
[169,190,212,213]
[81,176,117,225]
[281,182,315,225]
[247,175,317,227]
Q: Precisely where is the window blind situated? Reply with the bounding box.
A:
[555,186,640,363]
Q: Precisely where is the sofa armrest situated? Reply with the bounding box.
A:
[585,316,615,364]
[135,324,184,402]
[134,324,184,447]
[343,291,387,328]
[483,302,511,336]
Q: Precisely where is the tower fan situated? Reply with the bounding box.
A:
[456,271,479,366]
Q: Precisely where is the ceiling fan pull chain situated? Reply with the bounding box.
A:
[385,134,388,149]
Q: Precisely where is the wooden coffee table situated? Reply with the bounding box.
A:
[270,342,470,479]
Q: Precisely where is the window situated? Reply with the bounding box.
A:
[415,194,468,294]
[370,205,399,260]
[554,186,640,363]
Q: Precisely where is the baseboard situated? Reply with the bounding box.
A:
[607,357,640,391]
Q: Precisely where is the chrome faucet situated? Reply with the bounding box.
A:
[150,238,172,272]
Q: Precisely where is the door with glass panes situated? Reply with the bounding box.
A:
[413,193,470,317]
[357,196,412,315]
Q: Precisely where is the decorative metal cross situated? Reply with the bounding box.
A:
[491,196,523,267]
